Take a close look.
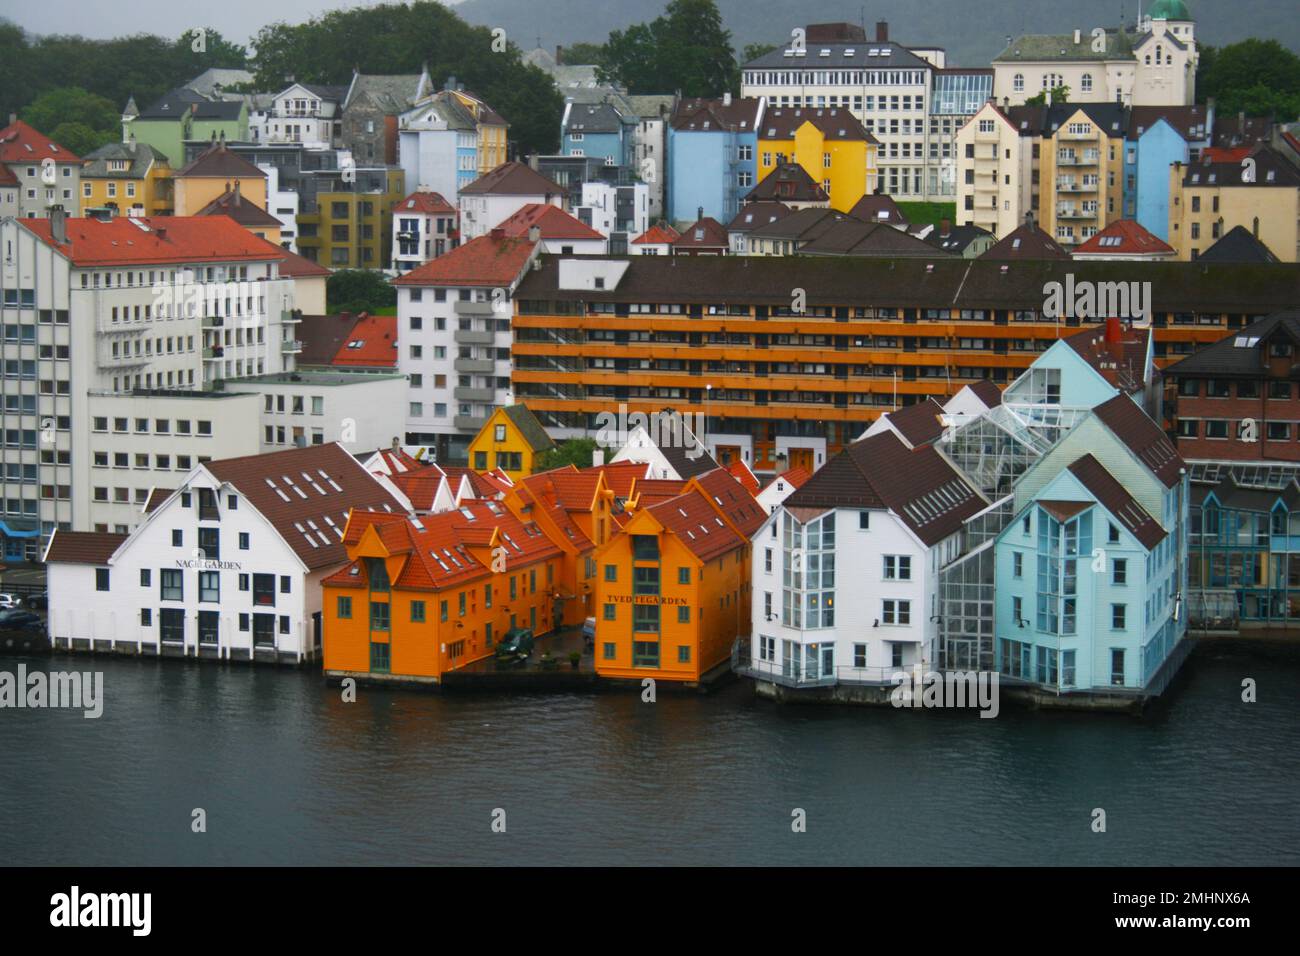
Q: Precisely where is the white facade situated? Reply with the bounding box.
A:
[754,473,802,515]
[223,372,409,455]
[391,206,456,274]
[251,84,340,150]
[576,181,649,247]
[398,114,471,203]
[260,162,300,252]
[635,116,667,220]
[459,191,563,242]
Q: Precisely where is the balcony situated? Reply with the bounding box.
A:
[454,357,496,374]
[1056,207,1098,220]
[453,414,487,431]
[453,328,495,345]
[202,315,225,329]
[454,299,497,316]
[454,386,496,403]
[281,309,302,324]
[203,346,224,360]
[1056,182,1098,193]
[281,339,303,355]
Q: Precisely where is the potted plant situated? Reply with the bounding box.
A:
[569,650,581,670]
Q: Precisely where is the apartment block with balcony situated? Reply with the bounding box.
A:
[955,103,1034,238]
[250,83,346,150]
[294,166,406,269]
[1040,104,1128,249]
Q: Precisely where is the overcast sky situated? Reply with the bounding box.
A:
[0,0,455,44]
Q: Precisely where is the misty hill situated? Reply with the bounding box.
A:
[454,0,1299,68]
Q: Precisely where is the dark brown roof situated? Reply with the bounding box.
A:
[1198,225,1280,263]
[967,379,1003,407]
[745,163,829,203]
[848,194,907,226]
[206,443,408,570]
[980,220,1070,260]
[1063,323,1151,394]
[728,201,792,232]
[196,187,282,228]
[799,219,944,258]
[1067,454,1168,550]
[501,404,556,453]
[1162,310,1300,379]
[672,217,730,250]
[669,97,764,132]
[297,312,365,366]
[1093,395,1184,489]
[1182,146,1300,188]
[44,530,126,565]
[784,431,986,546]
[760,106,875,143]
[143,488,174,514]
[460,161,563,197]
[885,398,946,447]
[1127,105,1211,142]
[177,142,267,179]
[660,431,720,480]
[749,206,850,243]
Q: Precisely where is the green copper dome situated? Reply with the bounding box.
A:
[1148,0,1193,20]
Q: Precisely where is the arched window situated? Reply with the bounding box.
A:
[1013,73,1024,92]
[1081,73,1093,93]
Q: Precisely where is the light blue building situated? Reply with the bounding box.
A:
[1124,106,1211,241]
[993,394,1190,697]
[561,102,635,168]
[666,96,763,226]
[1002,321,1157,415]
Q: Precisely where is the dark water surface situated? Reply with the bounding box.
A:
[2,640,1298,865]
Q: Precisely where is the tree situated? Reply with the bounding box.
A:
[21,87,120,152]
[598,0,739,97]
[1024,84,1070,107]
[741,42,778,64]
[1197,39,1300,119]
[533,438,609,472]
[560,41,605,65]
[326,270,396,315]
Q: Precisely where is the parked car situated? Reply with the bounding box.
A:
[22,592,47,610]
[494,627,535,660]
[0,593,21,609]
[0,609,48,653]
[582,617,596,643]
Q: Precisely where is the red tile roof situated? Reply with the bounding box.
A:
[727,459,761,494]
[589,460,650,497]
[764,467,811,493]
[331,311,398,367]
[497,203,604,241]
[647,489,745,562]
[393,190,456,215]
[690,467,766,538]
[0,119,81,165]
[275,246,332,277]
[632,223,680,245]
[43,530,125,565]
[1073,219,1175,257]
[386,465,449,511]
[205,443,408,570]
[391,233,536,287]
[20,215,292,267]
[632,478,688,506]
[459,161,562,197]
[176,141,266,179]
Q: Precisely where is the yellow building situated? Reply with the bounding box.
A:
[79,141,173,217]
[295,168,406,269]
[451,90,510,174]
[593,469,764,683]
[757,106,878,213]
[173,141,268,216]
[467,405,556,481]
[1037,105,1126,250]
[195,181,283,246]
[1168,146,1300,262]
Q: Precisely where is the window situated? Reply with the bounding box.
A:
[160,568,183,601]
[337,596,352,619]
[411,600,426,623]
[603,642,616,660]
[140,569,151,587]
[859,512,870,529]
[604,564,617,582]
[678,606,690,624]
[1012,552,1023,578]
[854,644,867,668]
[678,567,691,585]
[604,603,616,621]
[1113,558,1127,585]
[882,555,911,580]
[1111,604,1126,630]
[370,642,390,673]
[370,602,391,631]
[239,532,250,550]
[1110,648,1125,685]
[253,573,275,606]
[95,568,110,591]
[171,529,183,547]
[882,599,910,625]
[199,571,220,602]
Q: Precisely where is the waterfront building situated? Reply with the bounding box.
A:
[391,191,458,274]
[1168,146,1300,262]
[755,107,878,212]
[393,232,540,462]
[594,468,762,683]
[458,162,565,242]
[321,500,564,683]
[79,141,173,218]
[0,119,81,220]
[666,95,764,226]
[992,394,1190,696]
[44,442,409,662]
[466,405,556,481]
[991,5,1198,109]
[609,421,722,480]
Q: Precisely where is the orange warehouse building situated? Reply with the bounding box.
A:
[322,500,563,683]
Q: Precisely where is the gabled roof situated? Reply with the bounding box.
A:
[727,459,761,494]
[138,88,244,121]
[501,404,556,453]
[1162,310,1300,378]
[196,187,282,228]
[658,433,720,480]
[1063,323,1151,395]
[632,478,689,508]
[690,468,766,538]
[206,443,408,570]
[1182,146,1300,188]
[672,217,730,250]
[43,530,126,565]
[176,141,266,179]
[1066,454,1167,550]
[1212,115,1273,149]
[497,203,605,241]
[392,232,536,286]
[798,219,943,258]
[926,222,995,255]
[646,488,745,562]
[298,312,365,366]
[591,461,650,497]
[744,163,829,203]
[1073,219,1175,257]
[727,201,792,232]
[980,219,1070,260]
[1092,394,1184,489]
[632,222,681,245]
[564,102,627,134]
[848,194,907,226]
[331,312,398,367]
[669,96,764,132]
[20,216,291,267]
[784,431,986,547]
[762,467,811,493]
[0,118,81,164]
[344,72,425,113]
[995,28,1136,62]
[749,206,851,243]
[884,398,947,447]
[460,161,562,197]
[393,190,456,215]
[81,140,169,178]
[1127,105,1210,142]
[275,246,332,277]
[967,379,1003,408]
[759,106,875,143]
[1198,225,1280,263]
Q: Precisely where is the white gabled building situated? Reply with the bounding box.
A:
[746,430,987,692]
[44,443,409,663]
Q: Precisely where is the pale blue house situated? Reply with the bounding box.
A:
[1002,321,1157,415]
[561,102,635,168]
[666,96,763,226]
[1124,106,1211,241]
[993,395,1190,697]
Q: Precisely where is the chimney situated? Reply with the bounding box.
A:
[1073,28,1081,44]
[528,224,541,243]
[155,226,167,241]
[876,21,889,42]
[697,205,704,222]
[1024,211,1035,230]
[556,45,563,65]
[1105,316,1123,344]
[7,113,15,125]
[391,436,401,452]
[49,205,67,245]
[940,218,951,234]
[722,91,732,107]
[592,448,605,467]
[233,180,241,205]
[489,227,505,240]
